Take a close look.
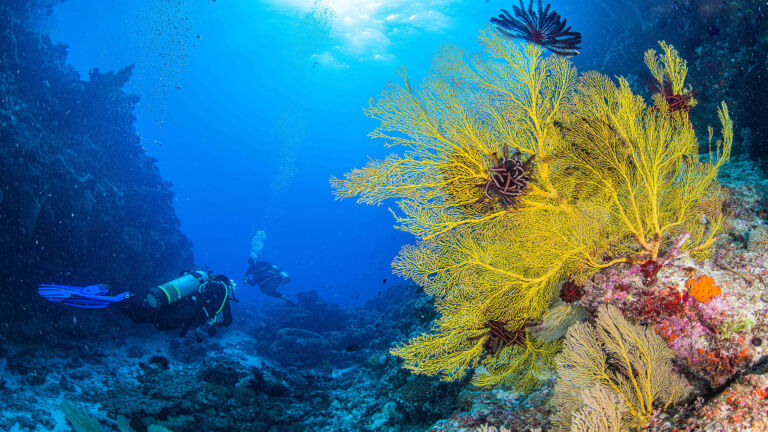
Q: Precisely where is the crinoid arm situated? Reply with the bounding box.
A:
[490,0,582,57]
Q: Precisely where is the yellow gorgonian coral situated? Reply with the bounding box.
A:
[331,30,732,391]
[331,31,577,240]
[645,40,698,112]
[550,305,691,431]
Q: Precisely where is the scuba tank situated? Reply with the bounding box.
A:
[146,270,209,309]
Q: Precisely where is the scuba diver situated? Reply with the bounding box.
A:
[38,270,237,340]
[243,258,294,305]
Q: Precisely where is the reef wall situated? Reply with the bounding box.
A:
[591,0,768,164]
[0,0,193,323]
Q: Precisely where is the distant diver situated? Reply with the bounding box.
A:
[38,269,238,340]
[243,258,295,305]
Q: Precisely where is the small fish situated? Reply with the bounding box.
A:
[331,365,357,378]
[345,343,361,352]
[382,278,388,285]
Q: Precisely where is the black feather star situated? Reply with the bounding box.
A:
[490,0,582,57]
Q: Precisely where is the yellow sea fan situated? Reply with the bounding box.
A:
[332,31,579,240]
[550,305,691,431]
[644,40,697,112]
[558,68,731,262]
[532,299,587,342]
[333,33,732,392]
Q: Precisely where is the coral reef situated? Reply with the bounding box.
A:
[576,160,768,391]
[426,383,553,432]
[664,370,768,431]
[4,1,768,431]
[327,10,768,427]
[1,282,463,432]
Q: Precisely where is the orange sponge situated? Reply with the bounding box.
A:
[685,276,722,303]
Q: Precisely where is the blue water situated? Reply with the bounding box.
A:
[47,0,619,305]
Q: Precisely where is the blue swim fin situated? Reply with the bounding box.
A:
[38,284,129,309]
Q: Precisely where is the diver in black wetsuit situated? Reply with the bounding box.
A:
[125,270,237,338]
[243,258,294,305]
[38,269,238,340]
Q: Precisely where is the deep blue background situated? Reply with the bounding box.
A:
[48,0,620,305]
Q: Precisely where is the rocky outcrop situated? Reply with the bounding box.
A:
[0,0,193,323]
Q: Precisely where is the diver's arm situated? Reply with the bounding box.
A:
[280,294,297,307]
[242,267,252,284]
